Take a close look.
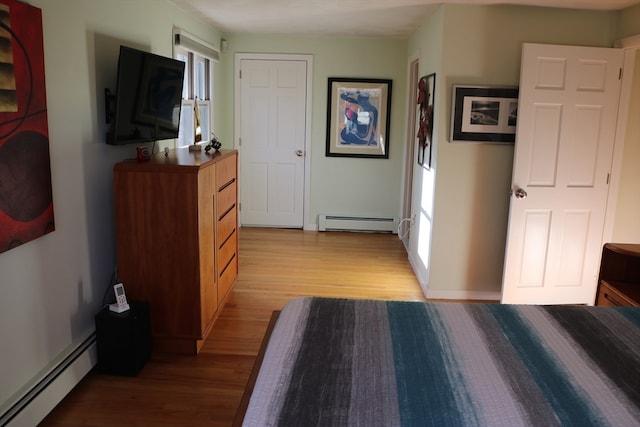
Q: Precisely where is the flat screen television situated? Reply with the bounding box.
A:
[106,46,185,145]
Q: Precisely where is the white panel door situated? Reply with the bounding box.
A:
[502,43,623,305]
[239,59,307,227]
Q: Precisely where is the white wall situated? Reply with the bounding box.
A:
[4,0,640,420]
[613,4,640,242]
[617,3,640,40]
[0,0,222,416]
[409,5,619,297]
[612,49,640,242]
[223,35,409,227]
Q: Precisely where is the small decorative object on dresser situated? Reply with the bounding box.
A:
[205,132,222,153]
[595,243,640,306]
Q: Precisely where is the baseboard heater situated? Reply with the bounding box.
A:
[1,333,97,427]
[318,214,398,233]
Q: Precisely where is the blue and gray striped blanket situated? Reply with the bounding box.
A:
[242,297,640,426]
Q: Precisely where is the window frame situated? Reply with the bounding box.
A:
[173,29,218,148]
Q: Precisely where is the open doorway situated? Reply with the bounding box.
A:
[400,56,420,248]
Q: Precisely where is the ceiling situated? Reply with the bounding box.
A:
[169,0,640,38]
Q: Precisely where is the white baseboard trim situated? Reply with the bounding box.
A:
[407,252,430,297]
[407,251,501,302]
[1,334,97,427]
[425,288,501,301]
[304,223,318,231]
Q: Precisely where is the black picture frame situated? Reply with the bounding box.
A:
[416,73,435,168]
[450,85,519,143]
[325,77,392,158]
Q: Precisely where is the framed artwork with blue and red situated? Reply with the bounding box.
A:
[325,78,392,159]
[0,0,54,254]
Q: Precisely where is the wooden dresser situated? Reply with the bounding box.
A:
[595,243,640,307]
[113,148,238,354]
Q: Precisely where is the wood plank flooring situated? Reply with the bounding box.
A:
[41,227,428,426]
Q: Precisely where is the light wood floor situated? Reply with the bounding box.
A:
[41,227,428,426]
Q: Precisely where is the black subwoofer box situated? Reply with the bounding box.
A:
[95,301,151,376]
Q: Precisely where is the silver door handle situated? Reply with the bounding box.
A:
[514,188,527,199]
[295,150,304,157]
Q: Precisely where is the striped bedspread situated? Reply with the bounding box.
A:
[241,297,640,426]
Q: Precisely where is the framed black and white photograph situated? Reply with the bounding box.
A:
[326,78,392,158]
[450,86,518,143]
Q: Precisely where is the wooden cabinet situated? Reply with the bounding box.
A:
[595,243,640,307]
[113,149,238,354]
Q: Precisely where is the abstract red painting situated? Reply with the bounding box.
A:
[0,0,54,254]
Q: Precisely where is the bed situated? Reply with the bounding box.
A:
[235,297,640,426]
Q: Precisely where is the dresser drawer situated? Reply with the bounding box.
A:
[218,252,237,301]
[218,229,237,269]
[217,180,236,218]
[217,206,236,243]
[596,281,640,307]
[216,156,236,190]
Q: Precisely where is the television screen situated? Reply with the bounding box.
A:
[107,46,185,145]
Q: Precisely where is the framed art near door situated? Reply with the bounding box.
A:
[450,86,518,143]
[416,73,435,168]
[325,78,392,159]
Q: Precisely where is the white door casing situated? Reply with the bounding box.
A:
[502,43,623,305]
[236,55,311,228]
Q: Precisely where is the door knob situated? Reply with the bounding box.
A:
[295,149,304,157]
[514,188,527,199]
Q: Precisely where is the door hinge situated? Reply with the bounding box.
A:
[606,172,610,184]
[239,69,242,79]
[238,137,241,147]
[619,67,623,80]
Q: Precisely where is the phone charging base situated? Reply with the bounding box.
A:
[109,303,130,313]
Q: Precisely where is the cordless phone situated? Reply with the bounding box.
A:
[109,283,130,313]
